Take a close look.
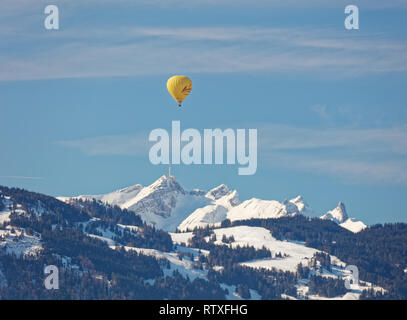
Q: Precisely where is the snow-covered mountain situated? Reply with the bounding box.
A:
[320,202,366,233]
[1,184,393,300]
[58,176,367,233]
[226,198,297,221]
[321,202,349,224]
[178,184,240,231]
[289,196,316,217]
[60,175,212,231]
[179,193,320,231]
[57,184,143,207]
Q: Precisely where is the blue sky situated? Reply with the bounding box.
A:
[1,0,407,224]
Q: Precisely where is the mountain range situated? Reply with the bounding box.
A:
[58,175,366,233]
[2,176,405,300]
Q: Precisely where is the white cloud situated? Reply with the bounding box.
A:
[259,125,407,154]
[1,25,406,81]
[2,0,407,15]
[56,124,407,185]
[310,105,329,119]
[259,125,407,184]
[267,154,407,185]
[56,134,150,156]
[0,176,44,180]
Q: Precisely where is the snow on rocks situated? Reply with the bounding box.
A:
[0,227,42,257]
[321,202,366,233]
[58,176,367,233]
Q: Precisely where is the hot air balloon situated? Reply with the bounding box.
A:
[167,75,192,107]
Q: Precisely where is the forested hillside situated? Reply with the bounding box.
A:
[1,186,406,299]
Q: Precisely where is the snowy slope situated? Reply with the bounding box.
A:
[114,245,208,281]
[1,196,47,225]
[321,202,366,233]
[0,227,42,257]
[171,226,328,273]
[172,227,356,279]
[178,185,240,231]
[0,197,44,257]
[111,243,262,300]
[226,198,299,222]
[205,226,321,272]
[339,218,367,233]
[0,197,13,225]
[57,184,143,207]
[170,226,384,300]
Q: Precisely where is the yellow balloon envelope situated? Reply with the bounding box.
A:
[167,75,192,107]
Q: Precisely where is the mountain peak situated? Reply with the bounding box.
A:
[291,195,304,202]
[321,201,349,224]
[337,201,346,212]
[206,184,231,200]
[154,174,175,185]
[335,202,348,221]
[289,195,315,217]
[157,174,173,181]
[149,175,185,194]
